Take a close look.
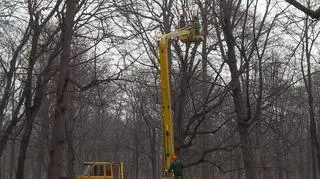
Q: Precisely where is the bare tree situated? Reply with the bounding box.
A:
[48,0,78,178]
[212,0,288,178]
[2,0,320,178]
[300,11,320,179]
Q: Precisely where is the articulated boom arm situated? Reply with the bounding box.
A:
[158,26,202,178]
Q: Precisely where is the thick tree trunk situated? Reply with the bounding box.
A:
[35,97,50,179]
[67,138,75,179]
[48,0,77,178]
[10,140,16,179]
[221,3,257,178]
[66,115,75,179]
[238,125,257,179]
[173,43,199,158]
[174,64,188,157]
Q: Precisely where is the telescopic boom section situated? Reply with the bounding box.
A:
[158,26,202,178]
[159,35,175,177]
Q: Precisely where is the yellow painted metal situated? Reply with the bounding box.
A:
[158,25,202,178]
[76,161,124,179]
[159,35,175,177]
[119,162,124,179]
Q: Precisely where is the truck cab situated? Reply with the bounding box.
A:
[76,162,124,179]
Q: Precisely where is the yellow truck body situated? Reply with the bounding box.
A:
[76,162,124,179]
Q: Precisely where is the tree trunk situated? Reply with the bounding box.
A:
[303,15,320,179]
[1,155,4,179]
[238,125,257,179]
[200,8,210,179]
[35,97,50,179]
[134,117,140,179]
[10,139,16,179]
[48,0,77,178]
[174,56,188,157]
[15,13,41,179]
[150,128,158,179]
[221,8,257,179]
[66,113,75,179]
[10,82,16,179]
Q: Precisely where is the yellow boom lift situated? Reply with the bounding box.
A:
[158,14,202,178]
[76,14,202,179]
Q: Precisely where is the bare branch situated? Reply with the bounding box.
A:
[285,0,320,18]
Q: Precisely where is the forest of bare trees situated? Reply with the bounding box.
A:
[1,0,320,179]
